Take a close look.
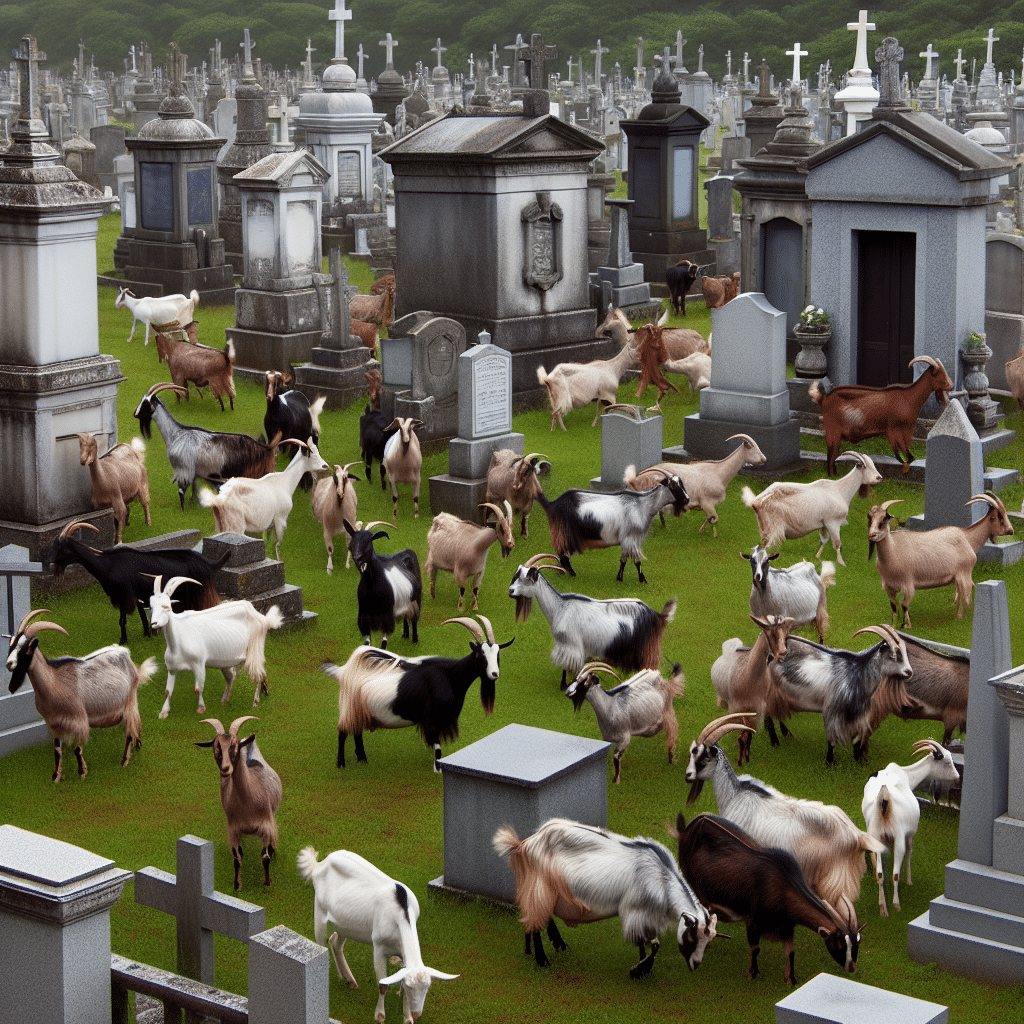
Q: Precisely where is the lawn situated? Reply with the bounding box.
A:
[2,212,1022,1021]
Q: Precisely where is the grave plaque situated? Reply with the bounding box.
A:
[336,151,361,197]
[459,340,512,440]
[187,166,213,225]
[140,161,173,231]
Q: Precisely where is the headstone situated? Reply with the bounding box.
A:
[721,135,751,173]
[705,174,736,240]
[590,198,657,317]
[591,406,663,491]
[248,926,331,1024]
[89,123,125,195]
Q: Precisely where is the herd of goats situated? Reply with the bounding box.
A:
[6,277,1018,1020]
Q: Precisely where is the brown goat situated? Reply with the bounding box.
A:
[485,450,549,537]
[155,327,237,411]
[370,272,396,296]
[365,367,383,409]
[701,273,740,310]
[350,318,380,356]
[78,433,151,545]
[350,285,394,330]
[810,356,954,475]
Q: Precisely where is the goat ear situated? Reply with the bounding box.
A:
[195,739,215,748]
[498,637,515,649]
[343,519,356,537]
[817,926,831,939]
[768,552,780,561]
[740,550,751,559]
[240,733,257,748]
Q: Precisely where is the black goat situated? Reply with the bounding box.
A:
[666,260,700,315]
[46,520,228,645]
[344,519,422,647]
[263,371,326,467]
[358,404,399,489]
[671,812,862,986]
[322,614,513,770]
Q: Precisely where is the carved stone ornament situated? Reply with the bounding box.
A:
[522,191,563,291]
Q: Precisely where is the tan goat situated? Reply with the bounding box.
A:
[381,417,423,520]
[310,462,361,574]
[484,450,548,537]
[78,432,151,545]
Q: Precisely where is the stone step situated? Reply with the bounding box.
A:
[943,857,1024,917]
[908,906,1024,985]
[927,893,1024,948]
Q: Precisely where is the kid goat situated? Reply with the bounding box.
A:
[493,817,718,979]
[310,461,362,574]
[382,416,423,520]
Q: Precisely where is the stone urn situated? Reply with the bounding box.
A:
[959,338,999,432]
[793,327,831,378]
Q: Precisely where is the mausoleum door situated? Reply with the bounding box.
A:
[856,230,915,387]
[760,217,803,336]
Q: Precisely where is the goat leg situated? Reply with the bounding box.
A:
[613,751,622,784]
[261,843,274,887]
[232,844,243,890]
[635,560,647,584]
[546,918,566,952]
[337,730,348,768]
[765,717,781,747]
[432,743,443,772]
[52,738,63,782]
[825,742,836,766]
[784,941,797,986]
[74,745,87,779]
[745,937,761,980]
[353,732,368,763]
[528,929,550,967]
[559,554,576,577]
[629,938,659,980]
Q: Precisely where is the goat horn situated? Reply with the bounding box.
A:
[878,499,904,513]
[696,712,758,748]
[282,438,309,451]
[363,520,392,532]
[725,433,756,446]
[818,896,848,931]
[479,502,507,523]
[475,614,496,644]
[15,608,68,638]
[59,520,99,539]
[853,624,900,647]
[965,493,1000,510]
[200,718,226,735]
[341,461,362,474]
[911,738,943,756]
[522,452,549,465]
[908,355,939,370]
[443,617,486,642]
[523,552,563,569]
[578,661,620,679]
[229,715,259,735]
[146,381,188,398]
[604,403,642,419]
[503,499,513,521]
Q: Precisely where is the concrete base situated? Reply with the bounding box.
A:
[292,348,380,411]
[775,973,948,1024]
[685,413,801,472]
[227,326,327,374]
[428,474,488,525]
[448,433,524,481]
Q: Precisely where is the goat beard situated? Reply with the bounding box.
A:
[514,596,532,623]
[685,778,705,806]
[480,678,496,716]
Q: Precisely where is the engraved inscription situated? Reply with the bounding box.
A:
[473,352,511,436]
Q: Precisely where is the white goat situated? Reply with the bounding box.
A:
[484,450,549,538]
[624,433,766,535]
[149,576,284,718]
[196,715,282,890]
[424,502,515,610]
[311,461,362,574]
[866,494,1015,629]
[685,714,887,907]
[536,341,639,430]
[115,286,199,346]
[861,739,961,916]
[199,438,329,560]
[564,661,686,783]
[5,609,155,781]
[382,417,423,520]
[743,545,835,642]
[493,818,718,978]
[663,351,712,392]
[742,451,883,567]
[77,432,152,545]
[297,846,458,1023]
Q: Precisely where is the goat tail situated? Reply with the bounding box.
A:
[225,338,236,367]
[296,845,320,882]
[878,784,891,818]
[820,561,837,588]
[536,365,550,387]
[809,381,824,406]
[741,485,757,508]
[623,463,638,487]
[189,289,200,309]
[661,597,678,624]
[130,436,147,462]
[198,487,222,510]
[309,396,327,437]
[245,605,283,683]
[493,824,521,860]
[136,656,158,687]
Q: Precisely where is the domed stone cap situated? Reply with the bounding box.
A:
[323,59,358,91]
[299,85,375,117]
[157,89,197,119]
[964,122,1009,148]
[651,67,682,105]
[138,110,216,141]
[378,67,404,88]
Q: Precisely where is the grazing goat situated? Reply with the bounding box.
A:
[494,818,717,978]
[1006,344,1024,413]
[134,382,279,509]
[810,356,954,475]
[743,545,835,642]
[424,502,515,610]
[685,714,886,906]
[115,286,199,345]
[671,812,862,986]
[6,608,155,781]
[861,739,961,916]
[263,371,326,461]
[195,715,282,890]
[565,661,686,783]
[77,432,151,545]
[200,438,329,561]
[322,614,513,770]
[382,417,423,520]
[508,553,676,687]
[47,520,226,645]
[633,322,710,409]
[536,341,639,431]
[149,576,284,718]
[311,462,362,574]
[350,284,394,329]
[666,259,700,314]
[701,272,740,310]
[297,846,458,1023]
[742,451,882,567]
[345,520,422,647]
[155,318,199,359]
[866,493,1014,628]
[484,450,549,538]
[711,614,798,766]
[154,328,237,410]
[359,403,399,488]
[768,626,915,764]
[625,433,765,536]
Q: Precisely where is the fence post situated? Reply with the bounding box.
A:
[247,925,331,1024]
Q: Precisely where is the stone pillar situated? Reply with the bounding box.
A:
[248,926,330,1024]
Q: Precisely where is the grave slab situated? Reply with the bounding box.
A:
[774,973,947,1024]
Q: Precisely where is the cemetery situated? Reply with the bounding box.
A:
[3,7,1024,1024]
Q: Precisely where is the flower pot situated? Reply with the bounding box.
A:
[793,327,830,379]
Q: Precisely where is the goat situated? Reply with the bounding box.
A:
[115,286,199,346]
[77,432,151,545]
[710,614,798,766]
[564,661,686,783]
[195,715,282,890]
[322,614,513,770]
[701,272,740,310]
[311,462,362,574]
[666,259,700,314]
[685,714,887,906]
[508,553,676,688]
[1006,344,1024,413]
[741,451,882,567]
[351,317,380,356]
[370,272,396,296]
[810,356,954,475]
[624,433,765,536]
[382,417,424,520]
[664,350,712,392]
[134,382,279,509]
[350,284,395,329]
[359,403,399,488]
[424,502,515,610]
[366,368,383,409]
[199,438,329,561]
[493,818,718,978]
[536,341,639,431]
[5,608,155,781]
[633,322,710,409]
[536,473,689,582]
[767,625,914,765]
[743,545,835,643]
[155,318,199,360]
[484,450,549,538]
[154,327,237,411]
[297,846,458,1023]
[861,739,961,916]
[149,576,284,718]
[866,493,1014,629]
[670,812,862,986]
[345,520,422,648]
[263,370,326,463]
[47,520,226,645]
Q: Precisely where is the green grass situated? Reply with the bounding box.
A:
[2,212,1022,1020]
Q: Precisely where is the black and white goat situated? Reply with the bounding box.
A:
[344,520,422,648]
[743,545,835,643]
[536,474,689,582]
[321,614,513,770]
[508,553,676,688]
[493,818,717,979]
[358,403,399,488]
[263,370,326,469]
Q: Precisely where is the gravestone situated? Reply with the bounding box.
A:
[590,199,658,319]
[89,123,125,195]
[591,407,663,491]
[721,134,751,173]
[775,974,948,1024]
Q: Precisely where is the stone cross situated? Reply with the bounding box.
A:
[505,34,525,85]
[786,42,808,83]
[920,43,938,79]
[592,39,609,84]
[467,52,474,78]
[167,41,185,93]
[655,46,672,75]
[523,33,557,91]
[357,42,365,78]
[304,38,317,84]
[743,51,750,86]
[240,28,255,78]
[432,38,447,70]
[875,36,904,108]
[758,57,773,98]
[379,32,397,68]
[329,0,352,62]
[984,27,999,65]
[955,48,966,81]
[134,835,265,985]
[130,43,137,73]
[847,9,876,73]
[491,44,499,74]
[697,43,704,73]
[14,35,46,128]
[726,50,732,78]
[675,31,687,73]
[566,55,573,83]
[636,36,645,81]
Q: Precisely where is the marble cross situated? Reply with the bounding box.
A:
[240,29,255,75]
[505,34,525,85]
[592,39,609,84]
[847,9,876,73]
[379,33,397,68]
[467,52,474,77]
[357,43,365,78]
[919,43,938,80]
[329,0,352,62]
[726,50,732,78]
[566,56,573,83]
[130,44,137,73]
[14,35,46,125]
[983,27,999,65]
[491,44,499,74]
[432,38,447,70]
[305,38,317,82]
[786,42,808,83]
[524,33,557,91]
[675,31,687,71]
[875,36,904,108]
[955,48,966,81]
[743,52,750,85]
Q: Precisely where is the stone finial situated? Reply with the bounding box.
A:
[592,39,610,84]
[758,58,773,98]
[786,42,808,84]
[523,33,557,92]
[983,27,999,66]
[329,0,352,63]
[379,32,398,68]
[875,36,905,108]
[920,43,939,80]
